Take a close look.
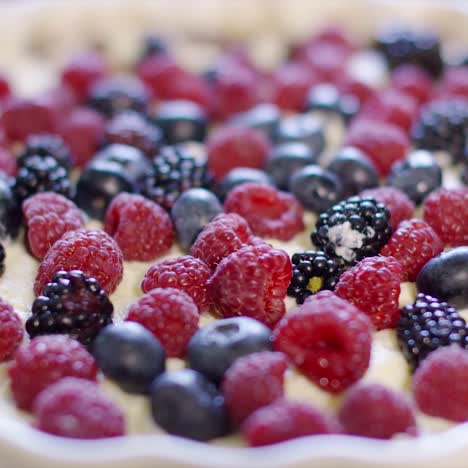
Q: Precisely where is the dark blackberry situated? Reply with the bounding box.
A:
[13,155,71,203]
[18,134,72,169]
[411,100,468,163]
[26,270,114,346]
[0,242,5,277]
[375,27,443,77]
[143,143,213,210]
[287,251,344,304]
[397,293,468,371]
[311,196,392,265]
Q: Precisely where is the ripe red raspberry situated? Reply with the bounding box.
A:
[242,399,341,447]
[9,335,97,411]
[104,193,174,261]
[423,188,468,246]
[191,213,257,271]
[141,255,211,313]
[413,346,468,422]
[61,51,108,102]
[0,74,11,102]
[23,192,85,260]
[34,377,125,438]
[336,75,376,105]
[0,299,23,361]
[391,65,433,105]
[207,126,271,182]
[345,119,410,176]
[0,146,17,177]
[34,229,124,296]
[380,219,443,281]
[338,383,418,439]
[59,107,106,168]
[208,243,292,327]
[225,183,304,241]
[300,42,350,82]
[222,351,288,425]
[360,187,415,230]
[359,89,419,133]
[42,84,79,116]
[335,256,403,330]
[165,72,213,112]
[126,287,199,358]
[273,291,372,392]
[438,66,468,99]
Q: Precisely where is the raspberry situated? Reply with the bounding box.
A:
[207,127,271,182]
[225,183,304,241]
[0,299,23,361]
[208,243,292,328]
[34,377,125,438]
[104,193,174,261]
[273,291,372,392]
[338,383,418,439]
[9,335,97,411]
[380,219,443,281]
[34,229,124,296]
[390,65,433,105]
[413,346,468,422]
[191,213,256,271]
[242,399,341,447]
[222,351,288,425]
[423,188,468,246]
[360,187,415,230]
[126,288,199,358]
[0,73,11,102]
[301,42,349,82]
[141,255,211,313]
[438,66,468,99]
[335,256,403,330]
[165,73,213,112]
[345,119,410,176]
[23,192,85,260]
[59,107,106,168]
[0,146,17,177]
[337,76,375,105]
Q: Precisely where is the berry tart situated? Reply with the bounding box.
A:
[0,0,468,467]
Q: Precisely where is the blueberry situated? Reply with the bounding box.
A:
[75,144,151,219]
[140,33,168,60]
[171,188,223,251]
[150,369,227,441]
[274,114,325,156]
[0,176,20,238]
[186,317,272,383]
[266,142,319,190]
[92,322,166,394]
[289,165,344,213]
[417,247,468,309]
[215,167,273,201]
[151,100,208,144]
[387,150,442,205]
[327,146,379,198]
[229,103,281,139]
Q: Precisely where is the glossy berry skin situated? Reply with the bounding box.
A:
[19,134,72,169]
[416,247,468,309]
[171,188,223,251]
[140,34,168,60]
[186,317,272,383]
[229,103,281,140]
[289,165,343,213]
[387,150,442,205]
[92,322,166,394]
[327,146,379,198]
[266,142,319,191]
[391,64,433,105]
[0,299,23,361]
[215,167,273,201]
[0,147,17,177]
[0,177,21,238]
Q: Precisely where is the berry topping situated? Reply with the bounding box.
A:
[141,256,211,313]
[390,65,433,105]
[222,351,288,425]
[312,196,393,265]
[216,167,273,201]
[0,298,23,361]
[380,219,443,282]
[229,103,280,140]
[273,291,372,392]
[0,147,17,177]
[34,229,124,296]
[224,182,304,241]
[208,243,292,328]
[338,383,418,439]
[19,133,72,169]
[0,177,21,238]
[104,193,174,261]
[34,377,125,439]
[26,270,114,346]
[9,335,97,411]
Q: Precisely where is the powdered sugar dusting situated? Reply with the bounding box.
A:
[327,221,366,262]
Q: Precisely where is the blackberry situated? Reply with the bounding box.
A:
[13,155,71,203]
[0,242,5,277]
[18,134,72,169]
[143,143,213,210]
[411,100,468,163]
[26,270,113,346]
[287,251,344,304]
[397,293,468,370]
[311,196,392,265]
